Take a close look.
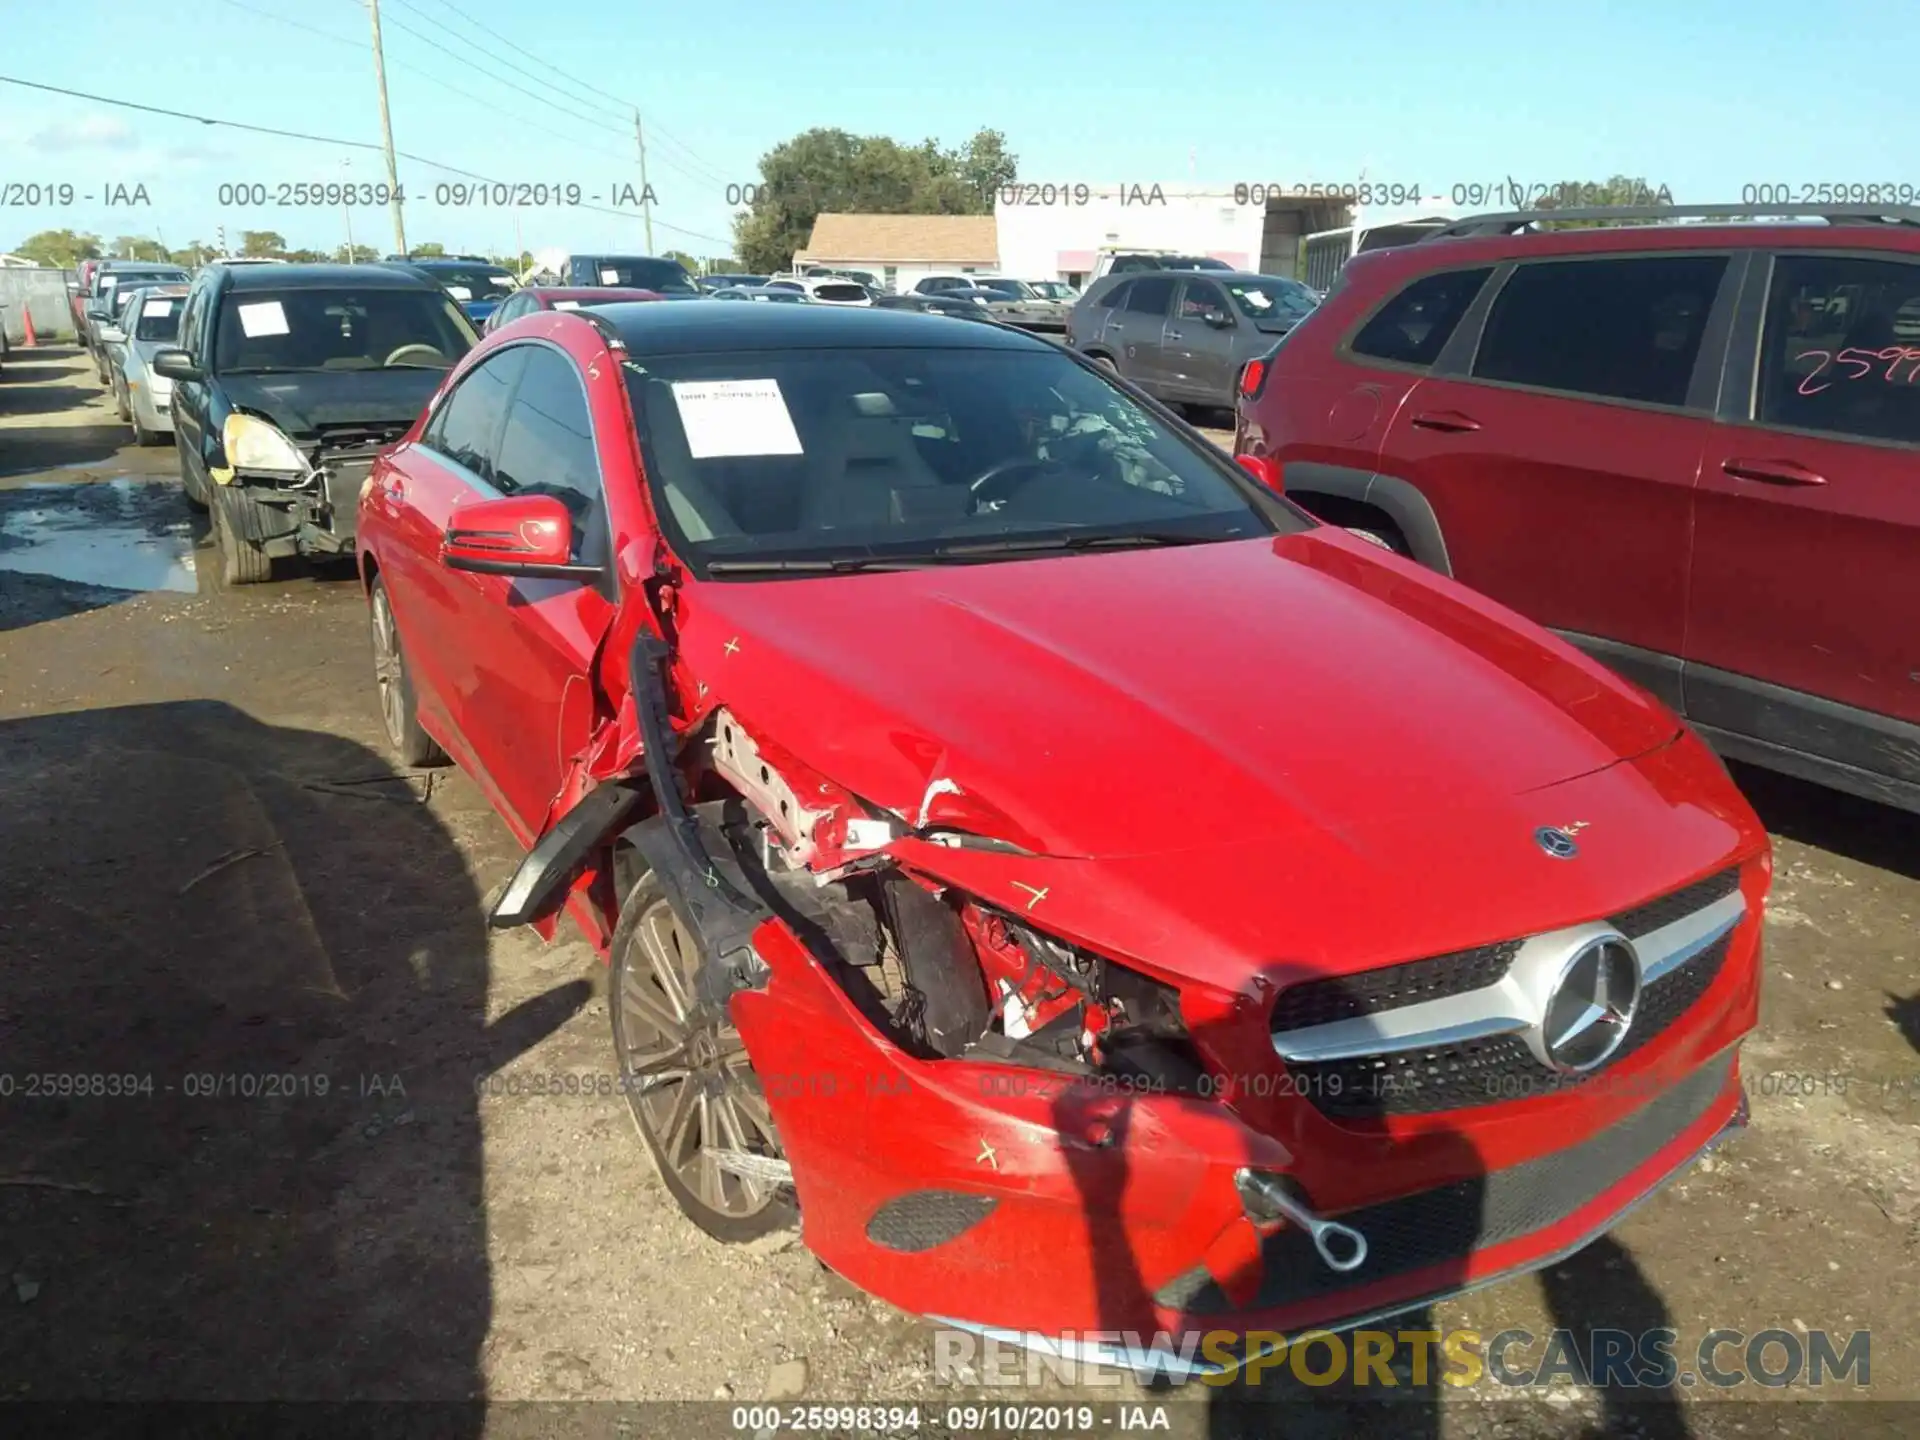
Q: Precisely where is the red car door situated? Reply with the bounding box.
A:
[438,341,619,838]
[370,346,530,780]
[1375,253,1733,687]
[1687,249,1920,777]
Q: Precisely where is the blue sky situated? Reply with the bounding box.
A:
[2,0,1914,262]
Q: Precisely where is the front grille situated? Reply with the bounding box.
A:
[1155,1053,1734,1315]
[1293,933,1732,1117]
[1270,867,1742,1119]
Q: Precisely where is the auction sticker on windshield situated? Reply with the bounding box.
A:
[600,269,620,284]
[142,299,175,318]
[447,286,473,300]
[671,378,804,458]
[237,301,290,337]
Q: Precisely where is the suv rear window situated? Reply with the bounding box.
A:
[1349,266,1492,367]
[1472,255,1726,408]
[814,283,868,302]
[1124,276,1177,316]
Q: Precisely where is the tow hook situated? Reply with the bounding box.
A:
[1234,1168,1369,1273]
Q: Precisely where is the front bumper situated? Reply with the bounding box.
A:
[732,909,1755,1359]
[131,384,174,434]
[230,452,376,556]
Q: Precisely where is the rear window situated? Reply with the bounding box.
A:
[814,283,868,302]
[583,258,696,294]
[1472,256,1726,408]
[1349,266,1494,367]
[214,288,476,373]
[133,295,183,341]
[425,267,517,300]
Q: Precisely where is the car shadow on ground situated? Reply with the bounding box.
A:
[1052,978,1696,1438]
[0,700,587,1413]
[1727,762,1920,882]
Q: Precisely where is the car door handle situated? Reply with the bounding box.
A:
[1409,410,1481,433]
[1722,457,1827,487]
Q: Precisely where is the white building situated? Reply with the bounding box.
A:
[994,184,1453,287]
[793,214,999,294]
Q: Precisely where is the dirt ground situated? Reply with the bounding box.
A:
[0,349,1915,1438]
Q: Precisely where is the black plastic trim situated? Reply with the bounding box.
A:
[1549,630,1686,712]
[442,553,604,580]
[1280,460,1454,576]
[489,782,649,928]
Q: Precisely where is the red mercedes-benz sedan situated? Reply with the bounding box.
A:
[354,300,1769,1370]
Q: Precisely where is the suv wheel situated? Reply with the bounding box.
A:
[368,577,448,766]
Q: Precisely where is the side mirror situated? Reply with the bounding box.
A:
[151,349,200,381]
[442,493,601,580]
[1204,309,1233,329]
[1236,453,1284,495]
[97,325,127,345]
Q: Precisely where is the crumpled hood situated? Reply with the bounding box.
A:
[678,531,1681,865]
[221,370,445,442]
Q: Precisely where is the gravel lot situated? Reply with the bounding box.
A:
[1,350,1914,1438]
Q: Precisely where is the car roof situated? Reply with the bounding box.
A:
[599,300,1051,353]
[536,287,662,301]
[400,257,510,269]
[217,262,443,291]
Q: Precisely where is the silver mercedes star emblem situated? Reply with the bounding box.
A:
[1535,825,1580,859]
[1538,935,1642,1073]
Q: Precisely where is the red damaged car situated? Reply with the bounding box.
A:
[355,301,1769,1367]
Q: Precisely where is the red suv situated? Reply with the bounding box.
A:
[356,299,1767,1371]
[1238,205,1920,816]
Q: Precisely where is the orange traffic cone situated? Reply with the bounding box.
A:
[20,303,37,348]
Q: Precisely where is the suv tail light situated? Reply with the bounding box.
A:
[1238,350,1276,401]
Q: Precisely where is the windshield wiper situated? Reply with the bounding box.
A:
[932,530,1240,559]
[704,556,941,575]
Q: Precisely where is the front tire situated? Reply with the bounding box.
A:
[209,486,274,585]
[368,577,448,767]
[609,872,795,1244]
[175,434,209,511]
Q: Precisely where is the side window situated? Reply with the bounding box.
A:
[1348,266,1493,368]
[179,283,209,357]
[1472,255,1727,407]
[1124,275,1177,317]
[423,346,528,483]
[1178,280,1229,320]
[1756,253,1920,447]
[492,347,606,562]
[1099,280,1133,311]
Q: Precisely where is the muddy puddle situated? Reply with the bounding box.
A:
[0,477,197,595]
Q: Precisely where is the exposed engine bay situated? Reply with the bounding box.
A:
[691,706,1209,1094]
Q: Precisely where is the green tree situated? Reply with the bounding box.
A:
[331,242,377,263]
[109,234,170,261]
[169,240,211,267]
[1532,175,1675,228]
[285,248,328,263]
[14,228,103,267]
[731,127,1018,274]
[410,241,446,257]
[663,248,701,275]
[240,230,288,258]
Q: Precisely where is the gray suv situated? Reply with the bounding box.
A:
[1067,271,1318,408]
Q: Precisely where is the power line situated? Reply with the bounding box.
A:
[210,0,634,168]
[401,0,730,185]
[0,72,731,245]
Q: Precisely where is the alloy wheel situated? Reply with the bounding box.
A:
[370,588,408,751]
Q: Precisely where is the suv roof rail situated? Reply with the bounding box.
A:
[1425,203,1920,239]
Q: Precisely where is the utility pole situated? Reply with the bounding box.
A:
[633,108,654,253]
[367,0,407,256]
[342,157,356,263]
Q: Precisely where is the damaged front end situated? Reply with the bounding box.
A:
[218,412,406,559]
[496,614,1756,1367]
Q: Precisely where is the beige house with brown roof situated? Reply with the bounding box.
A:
[792,214,999,293]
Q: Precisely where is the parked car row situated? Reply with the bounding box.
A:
[1228,202,1920,816]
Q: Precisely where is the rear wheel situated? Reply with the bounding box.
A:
[609,872,795,1243]
[369,577,448,766]
[1091,353,1118,374]
[210,487,274,585]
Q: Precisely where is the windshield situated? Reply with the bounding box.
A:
[623,345,1295,571]
[1030,281,1076,300]
[1226,276,1319,323]
[589,258,697,294]
[975,280,1032,299]
[213,288,476,373]
[133,294,183,341]
[425,266,517,299]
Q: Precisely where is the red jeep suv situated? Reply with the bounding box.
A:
[1238,204,1920,816]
